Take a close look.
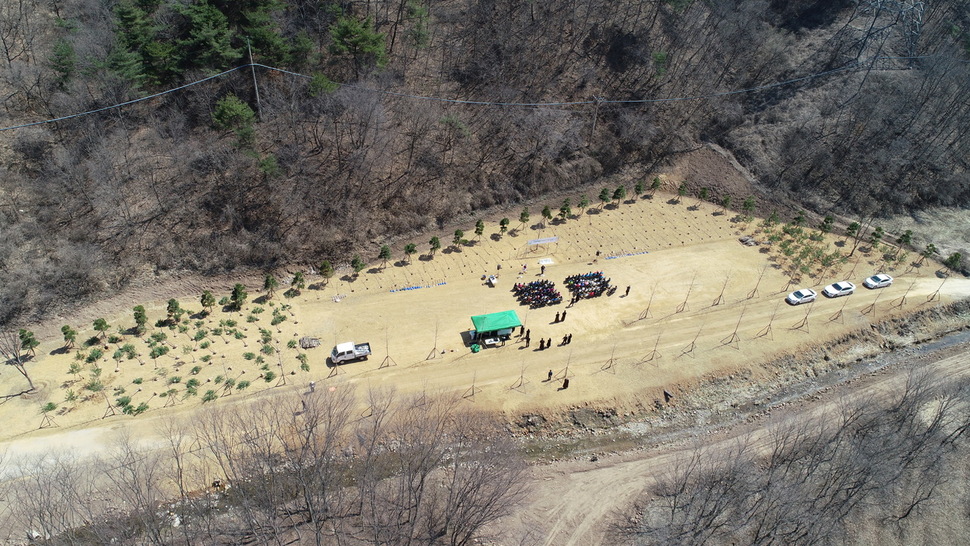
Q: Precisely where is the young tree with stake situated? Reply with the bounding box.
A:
[429,236,441,257]
[404,243,417,263]
[474,219,485,239]
[230,284,248,311]
[133,305,148,335]
[351,255,367,276]
[93,318,110,340]
[19,329,39,357]
[200,291,216,316]
[559,198,572,221]
[378,245,392,269]
[61,325,77,349]
[918,243,938,265]
[263,275,279,299]
[613,185,626,206]
[598,188,611,208]
[498,218,509,236]
[943,252,963,274]
[319,260,335,285]
[452,229,465,249]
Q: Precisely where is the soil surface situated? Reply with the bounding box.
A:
[2,160,969,542]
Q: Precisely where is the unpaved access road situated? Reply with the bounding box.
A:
[491,330,970,545]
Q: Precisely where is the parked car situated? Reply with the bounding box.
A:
[823,281,856,298]
[863,273,894,289]
[330,341,371,364]
[786,288,817,305]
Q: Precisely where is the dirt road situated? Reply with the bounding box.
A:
[493,331,970,545]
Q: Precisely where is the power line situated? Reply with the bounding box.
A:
[0,54,962,133]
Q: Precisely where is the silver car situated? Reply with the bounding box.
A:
[823,281,856,298]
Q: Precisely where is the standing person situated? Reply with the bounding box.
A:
[524,330,531,347]
[561,335,568,346]
[561,310,567,322]
[547,369,553,381]
[540,264,546,276]
[625,285,631,297]
[547,338,553,348]
[538,339,545,350]
[554,311,561,323]
[567,333,573,344]
[519,325,525,336]
[309,381,316,393]
[562,378,570,389]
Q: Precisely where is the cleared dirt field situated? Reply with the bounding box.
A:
[2,191,965,441]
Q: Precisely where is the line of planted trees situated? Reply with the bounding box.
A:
[0,388,529,545]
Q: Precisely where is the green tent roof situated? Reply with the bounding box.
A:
[470,310,522,333]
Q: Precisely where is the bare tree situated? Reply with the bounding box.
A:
[0,329,34,393]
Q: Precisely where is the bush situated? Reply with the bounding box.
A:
[236,380,251,390]
[133,377,143,384]
[84,379,104,392]
[202,390,218,402]
[190,365,202,375]
[264,371,276,382]
[168,376,182,384]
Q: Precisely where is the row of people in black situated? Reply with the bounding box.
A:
[512,279,563,308]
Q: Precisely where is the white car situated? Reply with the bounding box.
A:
[823,281,856,298]
[863,273,894,289]
[786,288,817,305]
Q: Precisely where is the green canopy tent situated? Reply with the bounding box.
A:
[470,310,522,338]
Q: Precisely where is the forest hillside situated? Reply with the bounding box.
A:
[1,0,969,325]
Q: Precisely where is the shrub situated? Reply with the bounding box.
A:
[202,390,218,403]
[86,348,103,363]
[133,377,143,384]
[84,379,104,392]
[264,371,276,382]
[236,380,251,390]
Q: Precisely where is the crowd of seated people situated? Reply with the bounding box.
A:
[564,271,613,300]
[512,279,563,308]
